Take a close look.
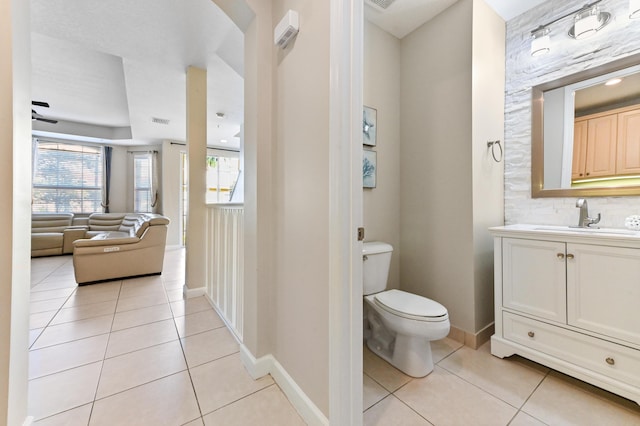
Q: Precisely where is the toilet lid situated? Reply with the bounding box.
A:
[374,289,448,320]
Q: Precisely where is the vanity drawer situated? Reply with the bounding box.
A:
[503,312,640,388]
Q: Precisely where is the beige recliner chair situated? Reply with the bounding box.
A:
[72,214,170,284]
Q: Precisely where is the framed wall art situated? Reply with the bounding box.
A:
[363,106,377,147]
[363,149,377,189]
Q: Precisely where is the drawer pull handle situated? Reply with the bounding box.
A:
[606,357,615,366]
[566,253,575,260]
[527,331,535,338]
[557,253,565,259]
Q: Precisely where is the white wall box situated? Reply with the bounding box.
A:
[491,225,640,405]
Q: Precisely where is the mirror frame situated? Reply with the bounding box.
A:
[531,53,640,198]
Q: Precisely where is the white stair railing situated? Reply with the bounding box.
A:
[206,204,244,340]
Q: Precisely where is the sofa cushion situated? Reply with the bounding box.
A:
[32,213,73,233]
[148,216,170,226]
[91,231,131,240]
[88,213,127,231]
[119,215,146,237]
[32,233,64,250]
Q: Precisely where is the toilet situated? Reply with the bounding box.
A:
[363,241,450,377]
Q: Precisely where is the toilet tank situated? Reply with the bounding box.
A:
[362,242,393,295]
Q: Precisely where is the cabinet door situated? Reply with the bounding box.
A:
[572,120,588,180]
[585,114,617,178]
[616,109,640,175]
[567,243,640,346]
[503,238,567,323]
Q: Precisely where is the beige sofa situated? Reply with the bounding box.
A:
[72,213,170,284]
[31,213,88,257]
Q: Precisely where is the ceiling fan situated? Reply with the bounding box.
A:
[32,101,58,124]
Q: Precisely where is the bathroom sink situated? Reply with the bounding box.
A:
[533,226,640,236]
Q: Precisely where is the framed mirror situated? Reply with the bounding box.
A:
[532,53,640,197]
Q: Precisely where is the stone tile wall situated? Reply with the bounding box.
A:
[505,0,640,227]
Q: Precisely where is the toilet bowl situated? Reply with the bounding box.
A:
[363,242,450,377]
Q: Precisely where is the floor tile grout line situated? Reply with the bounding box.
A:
[364,341,472,395]
[30,257,74,288]
[432,342,465,366]
[91,368,190,404]
[29,327,112,352]
[507,369,551,426]
[111,313,175,333]
[28,255,188,423]
[28,287,79,349]
[362,393,435,425]
[378,344,526,424]
[364,368,411,395]
[30,403,93,425]
[394,393,437,426]
[172,288,207,421]
[47,305,119,328]
[198,382,279,420]
[428,363,531,412]
[184,349,241,370]
[88,280,124,425]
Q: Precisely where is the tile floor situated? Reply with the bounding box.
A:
[30,248,640,425]
[28,248,305,425]
[363,339,640,425]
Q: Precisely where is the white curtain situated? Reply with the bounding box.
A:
[150,151,159,213]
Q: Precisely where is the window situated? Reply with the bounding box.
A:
[32,141,103,213]
[206,155,240,203]
[133,153,153,212]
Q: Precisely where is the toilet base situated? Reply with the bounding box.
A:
[366,333,435,378]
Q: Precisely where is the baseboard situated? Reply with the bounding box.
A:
[239,345,329,426]
[448,322,495,349]
[207,296,243,344]
[469,322,495,349]
[447,326,466,344]
[182,285,206,299]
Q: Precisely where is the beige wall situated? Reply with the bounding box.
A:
[161,141,184,246]
[0,0,31,423]
[272,0,331,415]
[398,0,504,335]
[185,67,208,290]
[471,0,505,331]
[226,0,335,416]
[400,0,475,332]
[240,0,275,365]
[363,21,401,290]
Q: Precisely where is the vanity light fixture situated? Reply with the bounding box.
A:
[569,4,611,39]
[529,0,611,57]
[605,77,623,86]
[631,0,640,18]
[531,27,551,57]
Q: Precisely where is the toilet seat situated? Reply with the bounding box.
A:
[374,289,448,322]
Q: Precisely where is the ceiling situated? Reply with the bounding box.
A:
[31,0,244,149]
[365,0,547,39]
[31,0,545,149]
[575,70,640,112]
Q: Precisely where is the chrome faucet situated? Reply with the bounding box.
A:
[575,198,601,228]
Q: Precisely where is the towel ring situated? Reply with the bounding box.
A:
[487,140,503,163]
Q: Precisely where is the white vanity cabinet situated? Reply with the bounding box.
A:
[491,225,640,405]
[502,238,566,323]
